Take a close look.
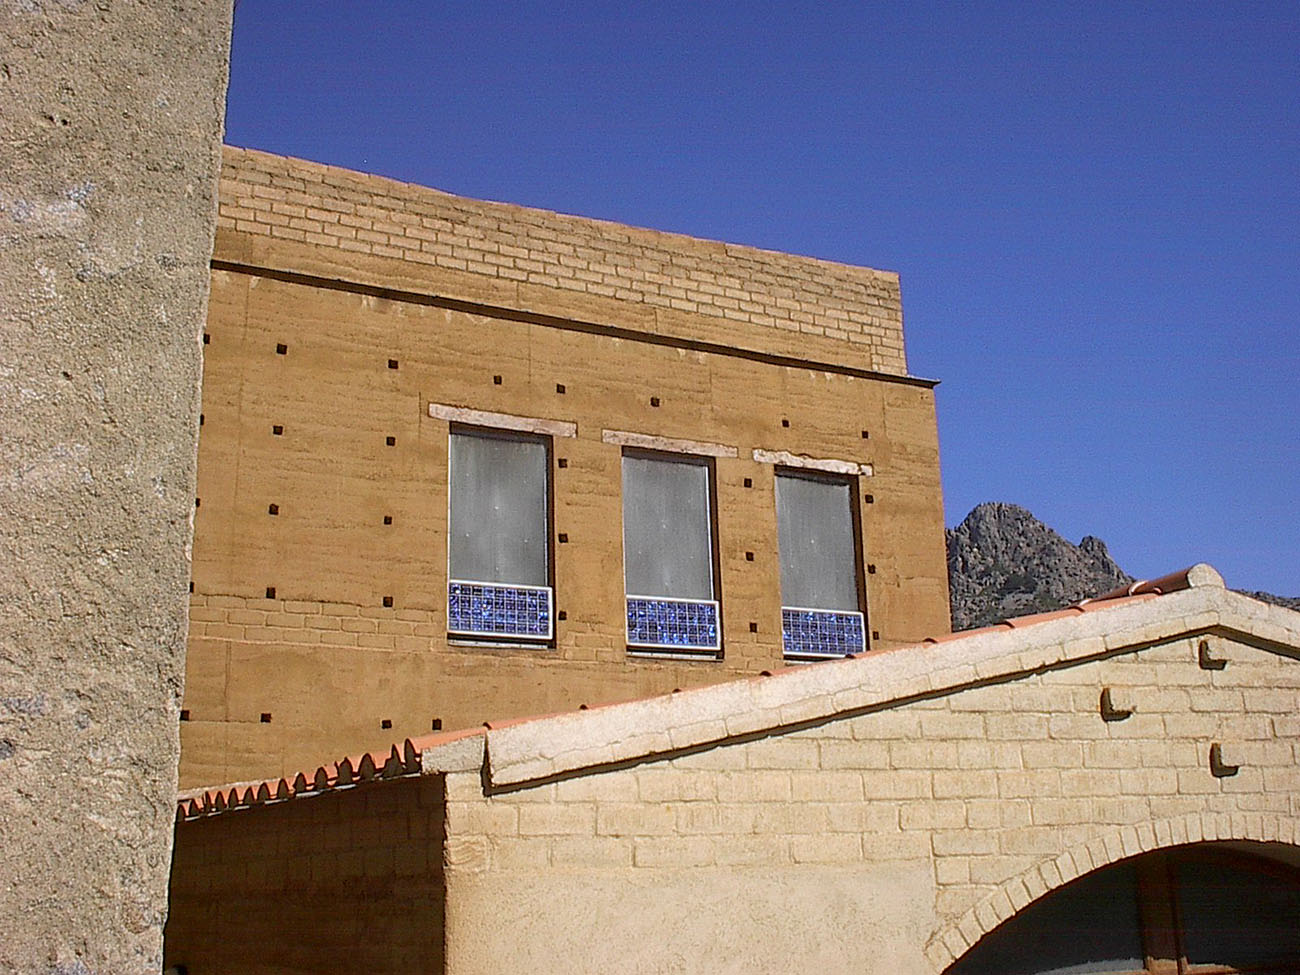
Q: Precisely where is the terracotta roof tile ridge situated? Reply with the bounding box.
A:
[176,736,429,822]
[1083,563,1224,605]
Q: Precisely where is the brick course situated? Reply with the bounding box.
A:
[217,146,909,375]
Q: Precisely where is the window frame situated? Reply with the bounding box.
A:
[620,446,723,657]
[445,422,556,647]
[774,466,870,659]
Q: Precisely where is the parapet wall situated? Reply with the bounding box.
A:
[217,146,908,376]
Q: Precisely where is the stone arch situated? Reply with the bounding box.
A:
[922,810,1300,973]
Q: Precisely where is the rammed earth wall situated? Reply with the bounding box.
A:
[185,160,950,787]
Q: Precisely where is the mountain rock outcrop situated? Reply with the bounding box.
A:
[946,502,1299,630]
[946,503,1133,631]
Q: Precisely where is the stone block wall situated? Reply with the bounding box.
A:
[441,632,1300,974]
[165,775,446,974]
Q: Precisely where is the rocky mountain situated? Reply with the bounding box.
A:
[946,503,1135,631]
[946,502,1299,630]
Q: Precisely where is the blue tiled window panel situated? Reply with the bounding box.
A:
[782,607,865,658]
[626,596,720,652]
[448,580,553,640]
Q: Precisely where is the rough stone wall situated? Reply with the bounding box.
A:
[0,4,231,971]
[441,633,1300,975]
[182,264,948,786]
[217,147,909,375]
[165,775,446,974]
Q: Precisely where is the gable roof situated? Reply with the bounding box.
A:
[176,564,1300,820]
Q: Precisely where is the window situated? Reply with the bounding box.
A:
[775,469,866,657]
[446,427,553,642]
[621,451,720,653]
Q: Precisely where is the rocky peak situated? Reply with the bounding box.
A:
[945,503,1133,631]
[946,502,1299,630]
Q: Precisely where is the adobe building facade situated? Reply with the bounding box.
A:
[183,147,950,787]
[167,568,1300,974]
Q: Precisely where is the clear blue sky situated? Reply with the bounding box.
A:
[225,1,1299,596]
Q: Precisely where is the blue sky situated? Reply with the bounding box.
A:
[225,1,1299,595]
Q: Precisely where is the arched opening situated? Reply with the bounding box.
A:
[946,843,1300,975]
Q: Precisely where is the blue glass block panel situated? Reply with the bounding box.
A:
[448,580,553,640]
[781,607,865,658]
[626,596,720,652]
